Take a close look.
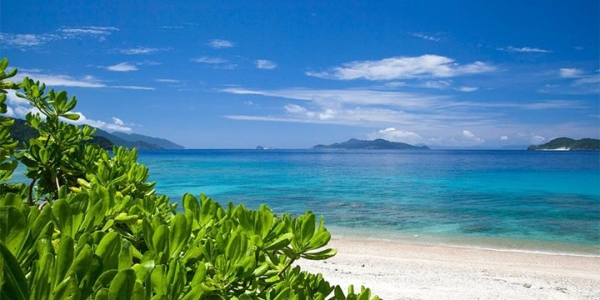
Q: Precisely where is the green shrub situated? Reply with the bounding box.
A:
[0,58,381,300]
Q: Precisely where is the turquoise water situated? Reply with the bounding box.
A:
[138,149,600,255]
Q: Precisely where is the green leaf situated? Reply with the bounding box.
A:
[118,241,133,270]
[55,234,74,284]
[132,260,155,282]
[31,204,53,238]
[334,286,345,300]
[264,233,293,251]
[190,262,206,286]
[108,269,136,300]
[300,213,316,247]
[95,232,121,271]
[167,259,184,299]
[131,281,145,300]
[50,276,80,300]
[273,287,291,300]
[168,214,190,258]
[78,255,102,299]
[0,58,8,70]
[93,270,119,291]
[95,288,109,300]
[0,206,27,256]
[150,264,167,296]
[31,252,54,300]
[181,285,205,300]
[79,199,106,233]
[301,248,337,260]
[152,225,169,259]
[67,244,93,283]
[0,241,29,300]
[61,113,80,121]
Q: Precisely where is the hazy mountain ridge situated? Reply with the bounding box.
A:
[7,118,183,150]
[313,138,430,150]
[527,137,600,151]
[111,132,184,150]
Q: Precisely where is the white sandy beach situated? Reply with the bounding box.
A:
[297,238,600,300]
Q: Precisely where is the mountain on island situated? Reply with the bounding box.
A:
[110,132,184,150]
[8,117,184,150]
[527,137,600,151]
[313,138,430,150]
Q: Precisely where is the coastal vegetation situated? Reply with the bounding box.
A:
[527,137,600,151]
[314,138,429,150]
[0,58,379,299]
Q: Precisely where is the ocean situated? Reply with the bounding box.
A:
[138,149,600,255]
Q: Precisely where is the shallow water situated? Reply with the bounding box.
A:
[137,149,600,254]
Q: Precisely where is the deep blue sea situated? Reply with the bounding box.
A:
[144,150,597,254]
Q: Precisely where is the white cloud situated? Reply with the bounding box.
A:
[572,75,600,85]
[0,33,48,47]
[155,78,180,83]
[410,33,441,42]
[221,87,444,109]
[221,87,585,113]
[106,62,138,72]
[500,136,509,141]
[160,25,184,30]
[208,39,234,49]
[559,68,583,78]
[119,47,164,55]
[284,104,308,114]
[255,60,277,70]
[15,71,153,90]
[0,26,118,49]
[228,106,415,126]
[192,56,236,69]
[112,85,155,91]
[455,86,478,92]
[384,81,406,88]
[306,55,495,80]
[192,57,227,64]
[59,26,119,36]
[518,100,583,110]
[541,70,600,94]
[462,130,485,144]
[15,72,105,88]
[531,135,546,144]
[368,127,424,144]
[422,80,452,89]
[462,130,475,138]
[112,117,125,126]
[498,46,551,53]
[67,112,132,132]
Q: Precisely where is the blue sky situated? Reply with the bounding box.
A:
[1,0,598,149]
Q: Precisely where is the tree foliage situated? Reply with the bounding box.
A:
[0,58,381,300]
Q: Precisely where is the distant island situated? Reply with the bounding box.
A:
[8,117,184,150]
[255,146,274,150]
[527,137,600,151]
[313,138,430,150]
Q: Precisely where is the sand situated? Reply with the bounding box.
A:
[296,237,600,300]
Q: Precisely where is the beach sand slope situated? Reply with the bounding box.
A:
[297,238,600,300]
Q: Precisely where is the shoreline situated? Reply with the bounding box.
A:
[326,226,600,257]
[297,237,600,300]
